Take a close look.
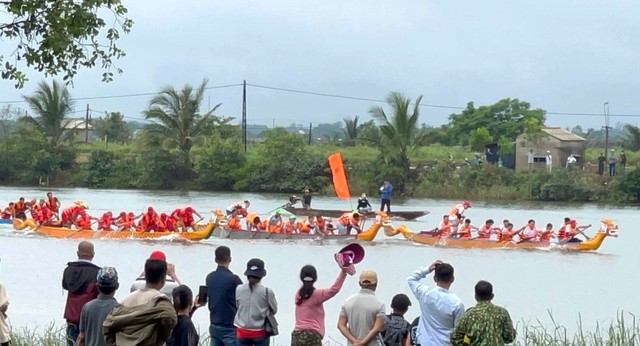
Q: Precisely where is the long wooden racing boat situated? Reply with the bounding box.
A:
[283,206,428,221]
[383,221,618,251]
[211,210,390,241]
[11,218,218,241]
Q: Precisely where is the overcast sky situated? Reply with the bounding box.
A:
[2,0,640,129]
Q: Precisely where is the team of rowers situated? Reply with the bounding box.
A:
[224,200,365,235]
[426,201,592,243]
[1,193,204,232]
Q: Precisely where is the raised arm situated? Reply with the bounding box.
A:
[315,270,347,303]
[408,260,442,300]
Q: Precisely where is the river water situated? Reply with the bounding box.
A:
[0,187,637,345]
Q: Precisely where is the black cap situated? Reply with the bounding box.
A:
[244,258,267,278]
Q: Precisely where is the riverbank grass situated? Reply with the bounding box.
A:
[9,312,639,345]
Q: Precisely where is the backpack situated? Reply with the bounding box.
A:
[380,314,410,346]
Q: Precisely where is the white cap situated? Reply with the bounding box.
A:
[546,150,550,153]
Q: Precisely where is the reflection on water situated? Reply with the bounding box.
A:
[0,186,637,344]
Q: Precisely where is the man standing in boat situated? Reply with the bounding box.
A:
[379,181,393,213]
[302,189,313,210]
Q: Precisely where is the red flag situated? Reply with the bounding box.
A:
[328,153,350,200]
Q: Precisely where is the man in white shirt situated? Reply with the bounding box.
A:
[408,260,464,346]
[546,151,553,172]
[527,149,535,173]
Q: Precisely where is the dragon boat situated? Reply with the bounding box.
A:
[383,219,618,251]
[210,210,390,241]
[11,217,218,241]
[283,206,428,221]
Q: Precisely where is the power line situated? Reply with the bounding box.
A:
[0,83,243,104]
[246,83,464,110]
[4,80,640,118]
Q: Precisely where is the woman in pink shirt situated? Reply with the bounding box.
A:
[291,265,348,346]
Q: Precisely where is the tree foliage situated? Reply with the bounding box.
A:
[143,79,222,166]
[237,128,328,192]
[368,92,427,191]
[193,136,246,190]
[20,80,75,147]
[449,98,546,145]
[468,127,492,152]
[623,124,640,151]
[93,112,130,144]
[342,115,359,146]
[1,0,133,88]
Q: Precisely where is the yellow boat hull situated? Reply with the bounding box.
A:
[12,218,217,241]
[384,223,617,251]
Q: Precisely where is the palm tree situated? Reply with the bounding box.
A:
[21,80,75,147]
[342,115,359,146]
[368,92,427,174]
[624,124,640,151]
[144,79,221,165]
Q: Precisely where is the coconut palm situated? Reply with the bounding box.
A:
[144,79,221,165]
[21,80,75,147]
[368,92,427,173]
[342,115,359,146]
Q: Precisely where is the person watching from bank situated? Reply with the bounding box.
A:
[450,280,516,346]
[77,266,119,346]
[62,241,100,346]
[407,260,464,346]
[338,270,385,346]
[292,264,348,346]
[206,246,243,346]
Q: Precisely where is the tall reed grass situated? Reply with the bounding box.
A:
[8,311,639,345]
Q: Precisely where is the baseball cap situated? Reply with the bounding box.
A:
[149,251,166,261]
[359,270,378,285]
[96,266,119,288]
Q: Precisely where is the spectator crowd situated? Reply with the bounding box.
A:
[0,241,516,346]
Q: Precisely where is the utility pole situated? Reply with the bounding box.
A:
[603,102,610,160]
[242,80,247,153]
[85,104,90,144]
[308,122,312,145]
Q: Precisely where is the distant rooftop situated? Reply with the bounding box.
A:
[542,127,584,141]
[63,119,92,130]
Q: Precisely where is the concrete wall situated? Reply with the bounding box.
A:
[515,135,585,172]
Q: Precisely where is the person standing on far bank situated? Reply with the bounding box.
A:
[450,280,516,346]
[379,181,393,213]
[545,151,552,172]
[62,241,100,346]
[206,246,243,346]
[609,150,617,177]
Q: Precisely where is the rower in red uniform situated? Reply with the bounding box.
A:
[556,217,571,241]
[138,207,160,232]
[337,212,361,235]
[97,212,114,230]
[14,197,27,220]
[1,202,14,220]
[33,199,53,225]
[61,201,88,227]
[539,223,555,242]
[497,222,516,242]
[454,218,477,239]
[476,219,497,240]
[74,210,94,230]
[45,192,60,214]
[159,213,177,232]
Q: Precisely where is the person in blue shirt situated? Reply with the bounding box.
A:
[206,246,243,346]
[379,181,393,213]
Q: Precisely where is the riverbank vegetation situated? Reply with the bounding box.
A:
[2,80,640,203]
[9,311,640,345]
